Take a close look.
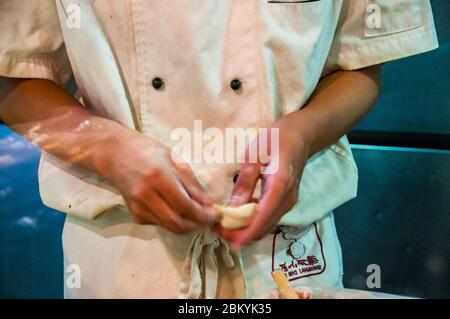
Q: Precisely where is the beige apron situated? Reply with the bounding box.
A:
[62,206,342,298]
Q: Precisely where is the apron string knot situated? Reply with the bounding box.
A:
[178,230,234,299]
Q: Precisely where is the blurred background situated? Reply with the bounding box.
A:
[0,0,449,298]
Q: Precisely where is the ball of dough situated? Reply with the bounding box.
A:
[214,202,257,230]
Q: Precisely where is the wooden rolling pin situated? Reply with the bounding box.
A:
[272,270,299,299]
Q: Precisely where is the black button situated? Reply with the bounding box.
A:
[152,77,164,90]
[230,79,241,91]
[233,173,239,184]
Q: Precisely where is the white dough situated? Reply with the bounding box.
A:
[214,202,257,230]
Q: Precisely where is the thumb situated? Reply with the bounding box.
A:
[230,163,260,206]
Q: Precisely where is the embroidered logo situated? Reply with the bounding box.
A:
[271,223,326,281]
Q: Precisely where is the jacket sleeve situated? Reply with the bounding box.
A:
[0,0,72,86]
[324,0,438,73]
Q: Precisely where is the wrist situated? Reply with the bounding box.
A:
[290,109,321,158]
[91,120,136,180]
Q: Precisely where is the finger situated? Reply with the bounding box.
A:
[126,197,163,225]
[155,172,217,225]
[221,171,290,248]
[230,162,261,206]
[141,192,201,234]
[214,223,233,240]
[230,128,274,206]
[153,194,201,234]
[175,162,214,205]
[215,224,246,252]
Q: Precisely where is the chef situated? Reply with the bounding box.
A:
[0,0,438,298]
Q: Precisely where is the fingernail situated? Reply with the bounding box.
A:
[230,195,243,207]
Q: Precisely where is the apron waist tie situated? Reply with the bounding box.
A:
[178,230,235,299]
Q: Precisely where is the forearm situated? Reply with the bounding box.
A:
[0,77,134,177]
[293,65,382,157]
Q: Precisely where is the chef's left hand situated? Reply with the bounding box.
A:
[217,112,313,250]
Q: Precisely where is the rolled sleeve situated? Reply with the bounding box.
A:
[325,0,439,72]
[0,0,72,87]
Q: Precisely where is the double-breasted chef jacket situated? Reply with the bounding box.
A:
[0,0,438,298]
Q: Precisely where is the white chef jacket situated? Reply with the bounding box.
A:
[0,0,438,298]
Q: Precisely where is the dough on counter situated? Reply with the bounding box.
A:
[214,202,257,230]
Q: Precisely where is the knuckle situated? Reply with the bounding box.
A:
[130,184,148,199]
[128,201,143,215]
[239,164,256,176]
[239,165,258,181]
[145,167,162,180]
[179,202,195,217]
[175,162,191,173]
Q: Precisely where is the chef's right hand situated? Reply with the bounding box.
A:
[101,132,217,234]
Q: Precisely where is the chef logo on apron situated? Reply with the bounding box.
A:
[271,223,326,281]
